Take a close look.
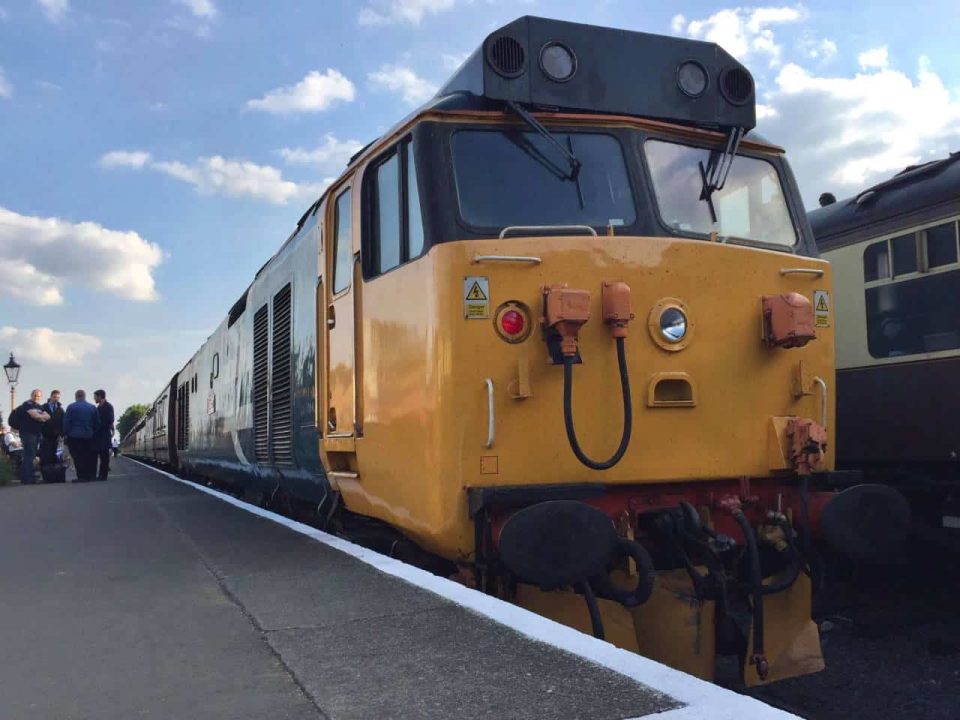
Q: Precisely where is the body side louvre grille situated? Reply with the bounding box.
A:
[253,304,270,462]
[270,284,294,465]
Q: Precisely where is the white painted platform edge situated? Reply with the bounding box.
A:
[130,459,799,720]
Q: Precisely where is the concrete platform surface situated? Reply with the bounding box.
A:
[0,458,795,720]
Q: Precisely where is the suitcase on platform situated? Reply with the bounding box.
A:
[41,463,66,484]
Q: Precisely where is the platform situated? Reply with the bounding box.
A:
[0,458,795,719]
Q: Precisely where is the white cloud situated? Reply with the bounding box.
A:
[858,46,889,70]
[758,58,960,203]
[358,0,455,26]
[798,35,837,61]
[36,0,68,22]
[0,67,11,98]
[156,156,325,204]
[369,64,436,105]
[98,150,152,169]
[0,207,164,304]
[101,151,325,205]
[0,261,63,305]
[678,6,806,67]
[279,134,365,175]
[174,0,217,19]
[0,326,101,366]
[756,104,778,120]
[245,69,355,114]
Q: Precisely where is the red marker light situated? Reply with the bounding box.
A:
[500,310,525,336]
[493,301,532,343]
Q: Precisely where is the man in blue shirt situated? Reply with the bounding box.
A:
[64,389,100,482]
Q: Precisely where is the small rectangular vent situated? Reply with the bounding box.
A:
[271,284,293,465]
[253,304,270,462]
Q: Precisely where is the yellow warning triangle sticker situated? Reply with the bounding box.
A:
[816,295,828,312]
[466,281,487,301]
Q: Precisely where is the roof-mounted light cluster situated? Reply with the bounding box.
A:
[437,16,757,133]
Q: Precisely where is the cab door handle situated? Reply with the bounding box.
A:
[327,304,336,329]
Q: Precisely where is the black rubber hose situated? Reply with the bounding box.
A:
[578,580,605,640]
[761,519,803,595]
[563,337,632,470]
[591,538,656,607]
[733,510,768,679]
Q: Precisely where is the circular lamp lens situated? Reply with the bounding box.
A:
[494,302,533,343]
[677,61,708,98]
[660,307,688,342]
[539,42,577,82]
[500,310,525,336]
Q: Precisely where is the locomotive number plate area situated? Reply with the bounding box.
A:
[813,290,830,328]
[464,276,490,319]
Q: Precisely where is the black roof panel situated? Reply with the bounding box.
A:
[809,153,960,250]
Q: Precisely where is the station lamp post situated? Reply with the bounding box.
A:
[4,352,21,416]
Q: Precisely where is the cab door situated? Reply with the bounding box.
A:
[325,183,358,438]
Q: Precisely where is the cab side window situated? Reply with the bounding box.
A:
[365,139,424,279]
[333,189,353,294]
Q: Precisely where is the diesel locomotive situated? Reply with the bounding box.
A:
[810,155,960,534]
[124,16,885,685]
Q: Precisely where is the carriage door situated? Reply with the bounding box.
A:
[325,185,358,438]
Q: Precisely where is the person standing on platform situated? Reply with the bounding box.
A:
[38,390,64,470]
[64,390,99,482]
[15,389,50,485]
[93,389,115,481]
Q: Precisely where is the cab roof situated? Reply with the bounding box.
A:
[437,16,756,133]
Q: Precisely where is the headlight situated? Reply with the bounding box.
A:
[539,42,577,82]
[677,60,708,98]
[660,307,687,342]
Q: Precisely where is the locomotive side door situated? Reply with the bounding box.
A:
[325,183,359,438]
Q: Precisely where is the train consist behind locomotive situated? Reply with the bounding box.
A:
[810,155,960,532]
[124,16,903,686]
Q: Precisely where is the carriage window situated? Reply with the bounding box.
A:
[862,241,889,281]
[452,130,636,229]
[333,189,352,294]
[644,140,795,247]
[926,222,958,269]
[891,234,917,276]
[866,270,960,358]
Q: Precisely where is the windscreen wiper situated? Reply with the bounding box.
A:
[507,100,581,180]
[698,126,745,223]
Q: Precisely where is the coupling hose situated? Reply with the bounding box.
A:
[563,336,632,470]
[733,511,769,680]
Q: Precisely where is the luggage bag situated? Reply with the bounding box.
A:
[41,464,66,484]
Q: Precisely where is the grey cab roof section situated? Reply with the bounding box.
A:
[810,153,960,251]
[438,16,756,132]
[344,15,758,174]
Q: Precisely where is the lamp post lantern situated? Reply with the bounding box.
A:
[4,352,21,415]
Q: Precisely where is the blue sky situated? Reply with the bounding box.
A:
[1,0,959,415]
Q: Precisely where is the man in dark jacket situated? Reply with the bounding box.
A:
[64,389,99,482]
[93,389,115,481]
[38,390,64,471]
[15,388,51,485]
